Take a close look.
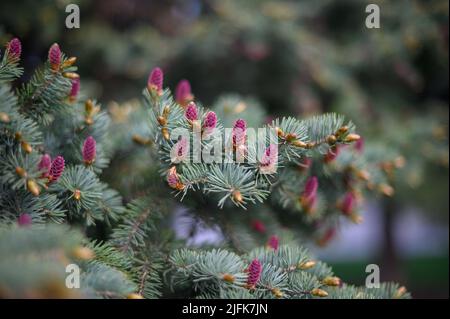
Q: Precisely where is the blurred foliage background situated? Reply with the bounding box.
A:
[1,0,448,298]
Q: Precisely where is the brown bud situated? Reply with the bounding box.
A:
[379,183,394,197]
[14,132,22,140]
[271,288,283,298]
[285,133,297,143]
[161,127,170,140]
[222,273,235,283]
[292,140,307,148]
[298,260,316,270]
[71,246,95,260]
[85,99,94,114]
[232,190,243,203]
[326,135,337,145]
[356,169,371,181]
[349,213,363,224]
[157,116,167,126]
[132,134,152,145]
[306,142,315,149]
[73,189,81,200]
[27,179,40,196]
[16,166,27,178]
[336,126,349,136]
[393,286,407,299]
[162,105,171,117]
[0,112,10,123]
[275,127,284,138]
[62,72,79,79]
[127,293,144,299]
[21,141,32,153]
[344,133,361,143]
[323,276,342,287]
[311,288,328,297]
[62,57,77,68]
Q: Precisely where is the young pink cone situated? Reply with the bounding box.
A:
[48,43,61,71]
[147,67,163,95]
[18,213,32,227]
[185,102,198,121]
[246,259,262,288]
[340,192,356,216]
[170,137,189,163]
[324,145,340,163]
[267,235,279,250]
[49,156,65,182]
[232,118,247,147]
[38,154,52,178]
[167,167,184,190]
[6,37,21,60]
[300,176,318,213]
[176,79,194,107]
[202,111,217,137]
[251,220,266,233]
[83,136,96,164]
[69,78,80,102]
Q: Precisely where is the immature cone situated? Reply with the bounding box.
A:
[6,37,21,60]
[323,276,342,287]
[317,227,336,247]
[260,144,278,174]
[147,67,164,95]
[298,260,316,270]
[246,259,262,288]
[233,118,247,146]
[300,176,318,213]
[48,43,61,71]
[203,111,217,129]
[18,213,32,227]
[49,156,65,182]
[267,235,279,251]
[251,220,266,233]
[21,141,32,153]
[69,78,80,102]
[82,136,97,165]
[324,145,340,163]
[167,166,184,190]
[170,137,189,163]
[185,102,198,121]
[176,79,194,107]
[339,192,356,216]
[38,154,52,177]
[15,166,27,178]
[345,133,361,143]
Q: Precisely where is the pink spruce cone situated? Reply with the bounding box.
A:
[260,144,278,174]
[83,136,96,164]
[324,145,340,163]
[301,176,318,213]
[203,111,217,129]
[340,192,356,216]
[49,156,65,182]
[48,43,61,70]
[18,213,32,227]
[247,259,262,288]
[355,137,364,154]
[147,67,163,94]
[185,102,198,121]
[170,137,189,163]
[267,235,279,251]
[6,38,21,60]
[317,227,336,247]
[233,118,247,146]
[69,78,80,102]
[176,79,194,107]
[38,154,52,177]
[167,167,183,190]
[251,220,266,233]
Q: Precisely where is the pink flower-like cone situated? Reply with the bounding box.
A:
[260,144,278,174]
[18,213,32,227]
[267,235,279,251]
[167,166,184,190]
[170,137,189,164]
[340,192,356,216]
[83,136,96,165]
[300,176,318,213]
[69,78,80,102]
[185,102,198,121]
[6,37,21,60]
[176,79,194,107]
[48,43,61,71]
[246,259,262,288]
[147,67,164,95]
[38,154,52,178]
[251,220,266,233]
[49,156,65,183]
